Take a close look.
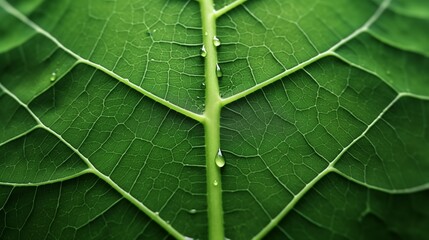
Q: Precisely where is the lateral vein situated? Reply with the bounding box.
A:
[0,1,205,123]
[221,0,391,106]
[252,92,401,240]
[0,83,187,240]
[214,0,247,18]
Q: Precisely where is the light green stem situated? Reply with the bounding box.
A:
[199,0,224,239]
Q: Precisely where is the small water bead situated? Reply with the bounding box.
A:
[215,149,225,168]
[154,212,159,216]
[200,45,207,57]
[216,64,223,78]
[201,82,206,87]
[147,29,157,36]
[213,36,221,47]
[213,180,218,186]
[189,209,197,214]
[50,72,57,82]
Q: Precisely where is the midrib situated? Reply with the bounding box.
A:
[199,0,225,239]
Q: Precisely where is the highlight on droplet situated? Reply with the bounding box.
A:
[213,36,221,47]
[215,148,225,168]
[50,72,57,82]
[216,64,223,78]
[201,45,207,57]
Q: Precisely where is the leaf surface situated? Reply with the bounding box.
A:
[1,0,428,239]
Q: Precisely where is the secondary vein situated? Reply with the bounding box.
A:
[0,83,187,240]
[221,0,391,106]
[0,0,204,123]
[252,92,401,240]
[214,0,247,18]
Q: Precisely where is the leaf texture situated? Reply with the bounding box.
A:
[1,0,428,239]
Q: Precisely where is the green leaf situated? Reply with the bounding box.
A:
[1,0,428,239]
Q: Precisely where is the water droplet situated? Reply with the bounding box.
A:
[147,29,157,36]
[215,149,225,168]
[50,72,57,82]
[200,45,207,57]
[166,220,170,224]
[216,64,223,78]
[201,82,206,87]
[154,212,159,216]
[204,31,208,36]
[213,180,218,186]
[189,209,197,214]
[213,36,221,47]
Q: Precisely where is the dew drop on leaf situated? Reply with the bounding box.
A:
[154,211,159,216]
[213,36,220,47]
[201,82,205,88]
[216,64,223,78]
[200,45,207,57]
[213,180,218,186]
[215,149,225,168]
[50,72,56,82]
[189,209,197,214]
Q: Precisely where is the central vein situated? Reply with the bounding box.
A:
[199,0,224,239]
